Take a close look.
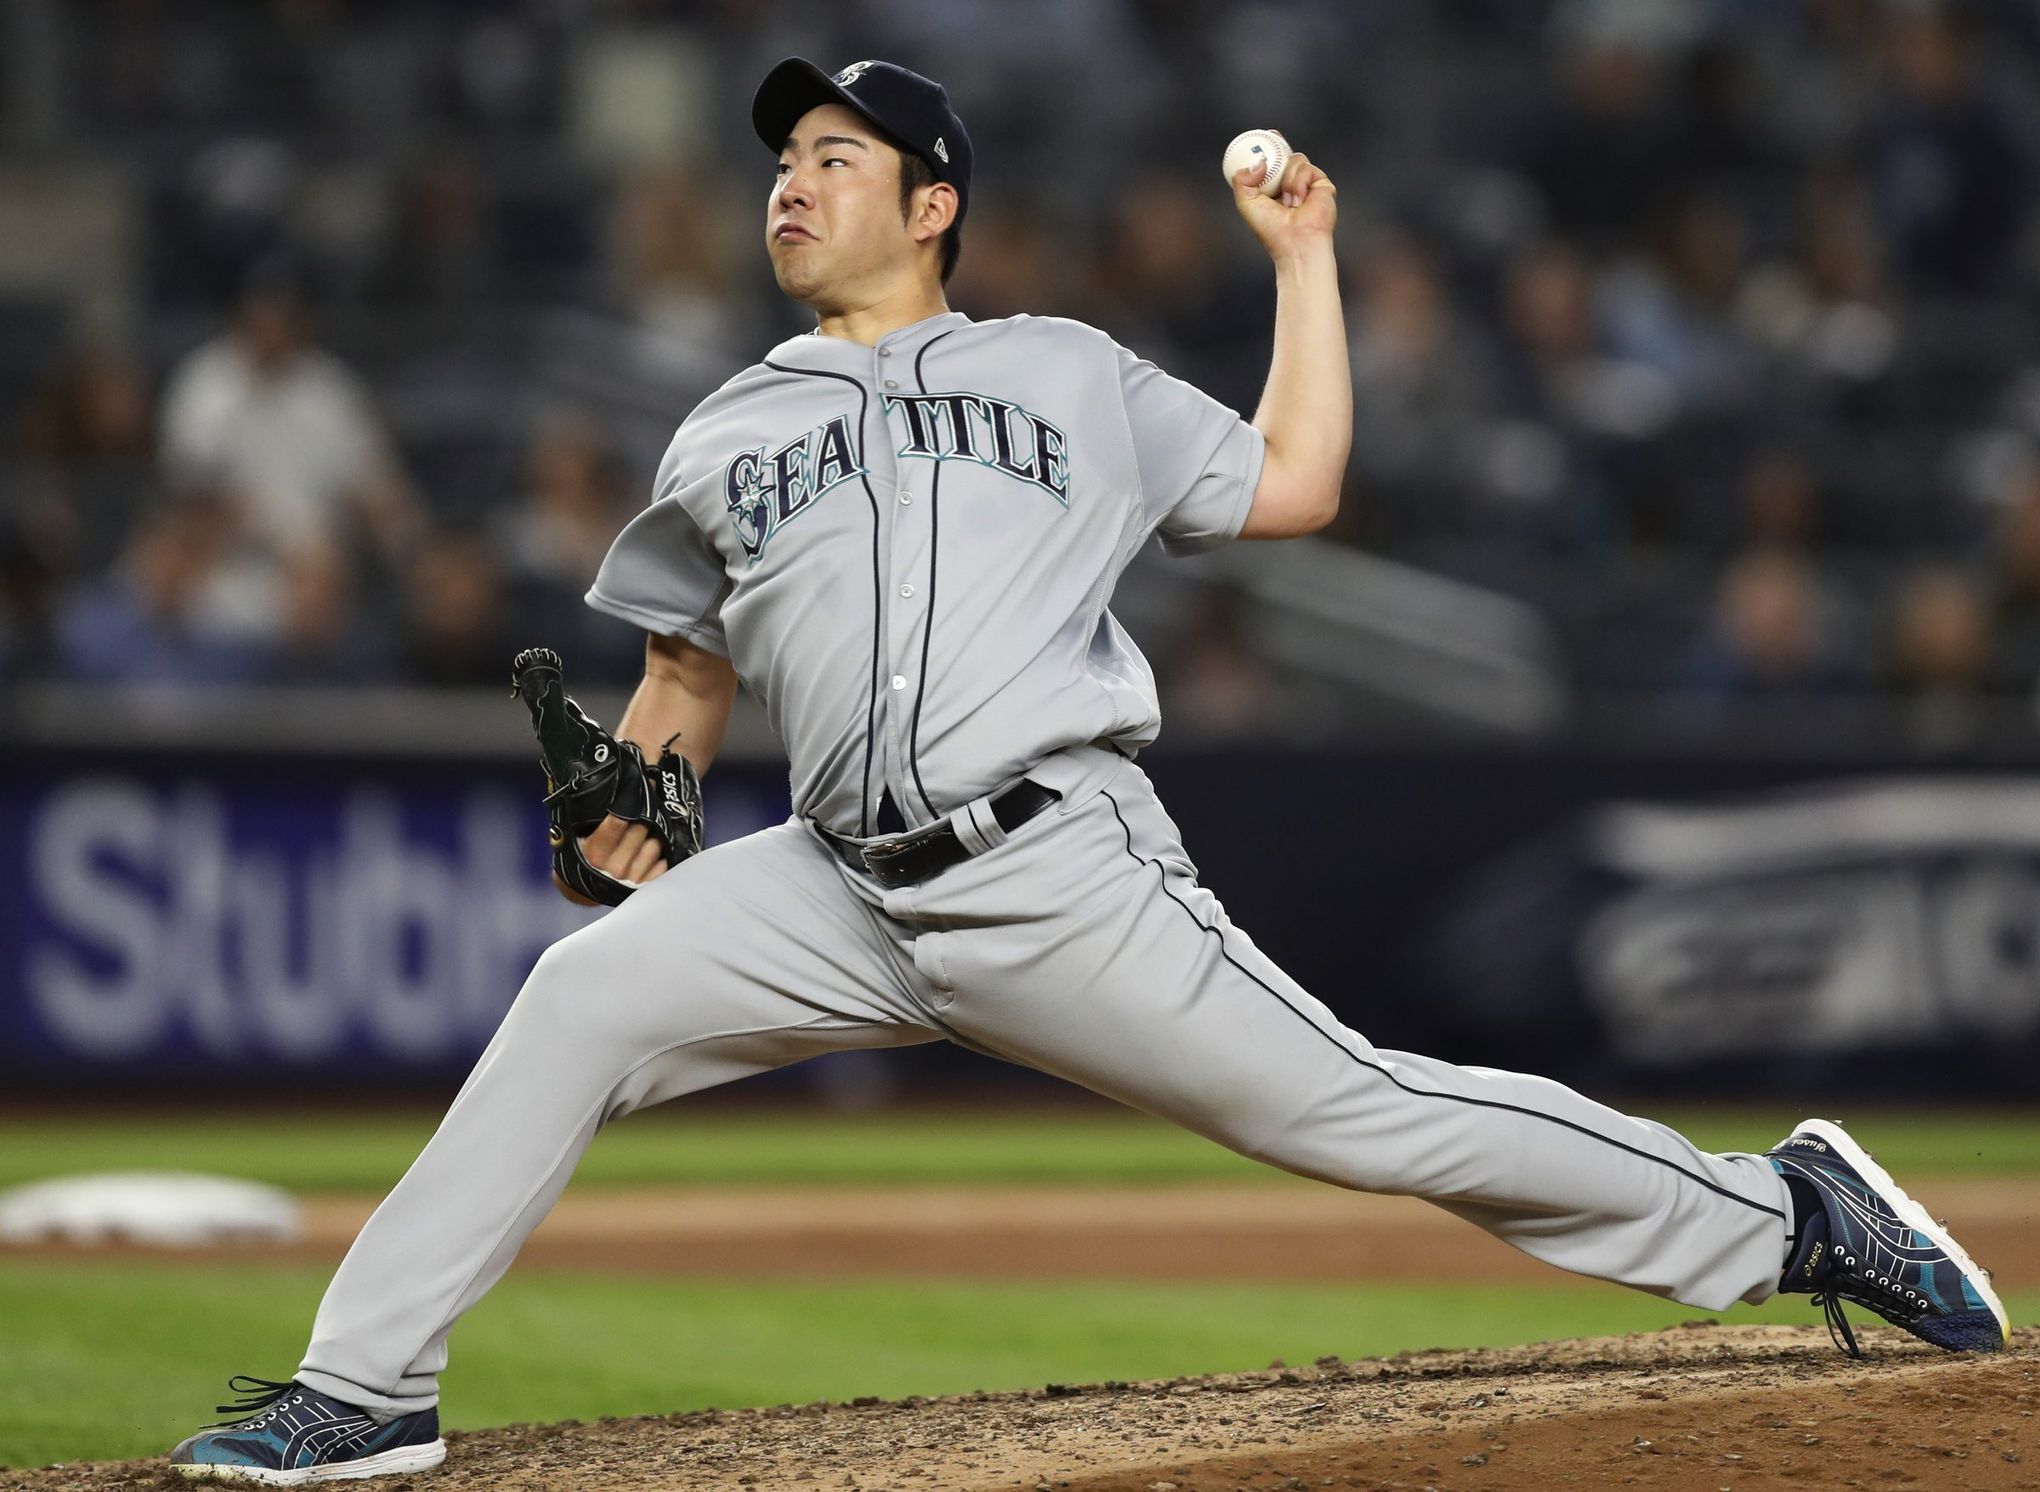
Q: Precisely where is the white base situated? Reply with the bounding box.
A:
[171,1438,446,1485]
[1799,1117,2010,1347]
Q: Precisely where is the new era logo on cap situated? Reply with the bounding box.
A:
[934,137,948,163]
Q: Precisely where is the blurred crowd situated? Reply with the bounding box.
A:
[9,279,647,689]
[7,0,2040,741]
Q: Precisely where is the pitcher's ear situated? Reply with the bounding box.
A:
[916,181,959,242]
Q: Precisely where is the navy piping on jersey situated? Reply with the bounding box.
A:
[1096,789,1788,1225]
[763,358,885,837]
[906,330,957,820]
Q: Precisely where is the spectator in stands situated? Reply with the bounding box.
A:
[1677,38,1780,185]
[609,159,746,356]
[1498,238,1594,392]
[492,411,638,683]
[1985,468,2040,692]
[1884,565,1994,744]
[1496,236,1682,445]
[159,261,420,570]
[1769,0,1885,161]
[1682,547,1860,706]
[55,493,267,685]
[1599,190,1762,416]
[1866,3,2029,295]
[1739,448,1823,552]
[1737,167,1896,385]
[260,540,391,686]
[1157,585,1285,742]
[1091,171,1271,415]
[375,147,491,310]
[396,530,513,687]
[1520,36,1685,251]
[0,514,66,684]
[496,412,627,590]
[1482,239,1644,539]
[1348,232,1496,519]
[945,206,1062,322]
[0,347,142,682]
[13,343,156,576]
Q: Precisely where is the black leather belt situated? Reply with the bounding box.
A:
[819,780,1061,889]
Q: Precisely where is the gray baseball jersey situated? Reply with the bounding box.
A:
[584,310,1261,836]
[294,311,1796,1419]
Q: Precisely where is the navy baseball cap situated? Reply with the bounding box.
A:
[752,58,973,225]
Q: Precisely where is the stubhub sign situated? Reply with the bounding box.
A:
[1,762,786,1079]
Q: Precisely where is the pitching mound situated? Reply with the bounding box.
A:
[15,1326,2035,1491]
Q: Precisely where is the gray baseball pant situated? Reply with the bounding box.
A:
[297,744,1790,1416]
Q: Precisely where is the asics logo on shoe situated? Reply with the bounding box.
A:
[1783,1137,1828,1152]
[1803,1240,1824,1281]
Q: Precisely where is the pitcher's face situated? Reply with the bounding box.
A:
[767,104,915,307]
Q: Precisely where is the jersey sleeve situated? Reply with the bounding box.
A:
[1116,342,1267,556]
[584,437,733,658]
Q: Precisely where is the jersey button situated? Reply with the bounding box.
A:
[878,347,892,358]
[890,675,907,690]
[899,492,912,505]
[900,584,915,598]
[884,379,899,390]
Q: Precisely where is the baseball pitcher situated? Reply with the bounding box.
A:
[169,57,2007,1485]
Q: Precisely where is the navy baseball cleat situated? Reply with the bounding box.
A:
[1767,1118,2009,1357]
[169,1375,445,1484]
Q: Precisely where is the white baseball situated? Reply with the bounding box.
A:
[1222,129,1290,198]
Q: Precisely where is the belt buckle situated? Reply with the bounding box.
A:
[857,832,923,887]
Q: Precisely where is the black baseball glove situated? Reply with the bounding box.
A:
[510,646,705,906]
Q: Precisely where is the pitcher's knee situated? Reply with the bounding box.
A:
[1207,1100,1433,1196]
[1200,1102,1323,1175]
[509,931,657,1042]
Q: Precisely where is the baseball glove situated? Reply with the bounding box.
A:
[510,646,705,906]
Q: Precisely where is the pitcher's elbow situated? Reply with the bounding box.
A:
[1302,485,1341,533]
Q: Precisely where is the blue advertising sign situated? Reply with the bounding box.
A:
[7,743,2040,1095]
[1429,777,2040,1068]
[0,760,790,1080]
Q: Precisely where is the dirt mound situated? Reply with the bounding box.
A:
[15,1326,2035,1492]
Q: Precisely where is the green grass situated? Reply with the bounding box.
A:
[3,1107,2034,1469]
[0,1110,1269,1193]
[5,1260,2034,1470]
[2,1106,2036,1194]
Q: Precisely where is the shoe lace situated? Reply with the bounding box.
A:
[1813,1291,1861,1359]
[207,1374,300,1428]
[1810,1243,1941,1359]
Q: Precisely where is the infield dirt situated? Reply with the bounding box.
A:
[10,1326,2034,1491]
[10,1179,2039,1287]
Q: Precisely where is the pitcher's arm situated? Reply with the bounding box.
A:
[1230,151,1350,540]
